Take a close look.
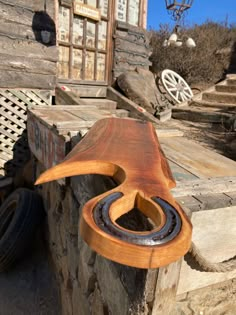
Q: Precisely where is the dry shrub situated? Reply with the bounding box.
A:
[149,21,236,86]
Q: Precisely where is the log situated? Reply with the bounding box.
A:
[0,54,56,75]
[0,35,58,62]
[0,70,56,89]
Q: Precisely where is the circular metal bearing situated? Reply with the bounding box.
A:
[93,192,182,246]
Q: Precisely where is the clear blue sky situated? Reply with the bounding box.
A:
[147,0,236,30]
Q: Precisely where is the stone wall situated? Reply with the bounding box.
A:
[113,21,152,80]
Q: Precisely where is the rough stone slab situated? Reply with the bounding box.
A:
[177,206,236,295]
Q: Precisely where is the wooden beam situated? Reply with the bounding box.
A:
[172,107,232,123]
[151,260,183,315]
[160,137,236,178]
[107,87,161,125]
[172,177,236,197]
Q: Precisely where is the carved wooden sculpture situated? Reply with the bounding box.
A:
[36,118,192,268]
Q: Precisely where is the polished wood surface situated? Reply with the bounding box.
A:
[36,117,192,268]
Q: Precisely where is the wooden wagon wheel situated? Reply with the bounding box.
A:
[161,69,193,104]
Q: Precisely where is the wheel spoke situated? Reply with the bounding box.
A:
[166,74,176,84]
[168,87,178,92]
[176,91,180,101]
[183,90,192,98]
[180,92,187,101]
[170,73,177,83]
[164,80,176,88]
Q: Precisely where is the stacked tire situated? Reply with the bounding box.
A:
[0,189,45,271]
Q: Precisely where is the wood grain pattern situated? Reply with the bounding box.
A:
[36,118,192,269]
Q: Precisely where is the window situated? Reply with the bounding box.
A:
[58,0,109,82]
[116,0,140,26]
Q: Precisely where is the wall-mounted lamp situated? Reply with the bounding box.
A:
[41,30,51,44]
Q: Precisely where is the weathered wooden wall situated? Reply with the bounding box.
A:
[113,21,151,80]
[0,0,57,89]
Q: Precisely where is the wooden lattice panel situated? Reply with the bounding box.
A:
[0,90,50,176]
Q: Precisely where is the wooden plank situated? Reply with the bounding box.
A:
[176,196,202,212]
[0,97,26,119]
[0,19,35,40]
[160,137,236,178]
[7,90,35,107]
[168,160,198,182]
[55,120,96,130]
[30,105,98,110]
[0,0,54,13]
[172,177,236,197]
[27,111,67,169]
[0,128,18,141]
[0,136,15,147]
[69,109,113,121]
[75,99,117,110]
[0,2,33,26]
[0,159,5,169]
[193,193,232,210]
[177,206,236,295]
[72,85,107,98]
[1,90,27,110]
[156,129,184,138]
[0,143,13,156]
[224,191,236,205]
[172,107,231,123]
[0,54,57,75]
[0,35,58,62]
[0,108,26,129]
[107,87,161,125]
[152,260,183,315]
[0,96,26,120]
[0,150,12,162]
[32,91,51,106]
[0,70,56,90]
[9,90,50,107]
[0,118,24,135]
[177,193,235,212]
[55,86,81,105]
[21,91,48,106]
[29,109,81,126]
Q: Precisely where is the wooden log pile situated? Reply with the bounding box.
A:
[0,0,57,89]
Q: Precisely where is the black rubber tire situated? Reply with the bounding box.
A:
[0,188,45,272]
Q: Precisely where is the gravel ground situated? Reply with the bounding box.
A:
[0,236,60,315]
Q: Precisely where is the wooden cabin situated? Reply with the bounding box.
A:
[0,0,149,90]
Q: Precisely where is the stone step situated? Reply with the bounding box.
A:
[202,91,236,104]
[227,78,236,86]
[215,84,236,93]
[191,99,236,109]
[79,98,117,110]
[172,106,232,123]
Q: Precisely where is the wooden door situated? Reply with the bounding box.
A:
[58,0,111,84]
